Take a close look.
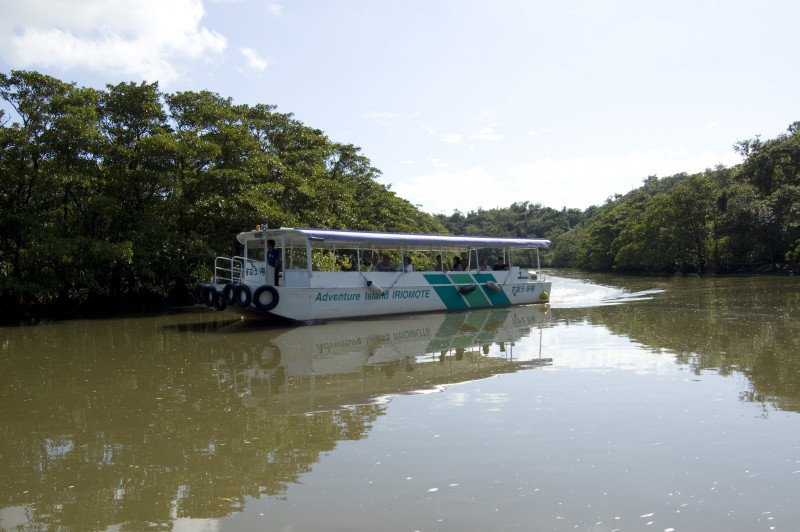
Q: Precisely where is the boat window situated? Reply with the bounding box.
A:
[242,239,265,262]
[285,247,307,271]
[310,249,355,271]
[247,245,265,261]
[508,248,540,269]
[339,249,360,271]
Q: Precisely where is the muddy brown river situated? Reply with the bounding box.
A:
[1,271,798,531]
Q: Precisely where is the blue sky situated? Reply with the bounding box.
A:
[2,0,798,214]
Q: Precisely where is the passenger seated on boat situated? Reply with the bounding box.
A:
[369,256,379,271]
[376,254,394,271]
[493,257,509,271]
[436,254,449,272]
[453,256,464,271]
[479,259,491,271]
[397,257,413,272]
[267,239,282,284]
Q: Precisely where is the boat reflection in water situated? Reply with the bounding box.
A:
[0,306,552,531]
[210,306,552,415]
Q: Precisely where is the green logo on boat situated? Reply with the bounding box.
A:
[422,273,511,309]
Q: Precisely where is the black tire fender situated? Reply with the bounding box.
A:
[213,293,227,311]
[252,285,279,312]
[235,284,252,308]
[202,285,217,307]
[459,284,477,295]
[221,284,236,305]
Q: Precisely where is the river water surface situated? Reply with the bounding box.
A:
[1,272,799,531]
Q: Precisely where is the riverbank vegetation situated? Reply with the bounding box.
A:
[437,122,800,275]
[0,71,444,320]
[2,70,797,321]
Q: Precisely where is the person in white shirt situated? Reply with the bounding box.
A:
[398,257,413,272]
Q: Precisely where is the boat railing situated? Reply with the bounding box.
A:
[213,256,245,284]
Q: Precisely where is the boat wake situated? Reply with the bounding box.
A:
[546,275,665,308]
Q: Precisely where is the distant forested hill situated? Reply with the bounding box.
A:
[437,122,800,275]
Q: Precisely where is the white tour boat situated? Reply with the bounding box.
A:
[197,227,551,321]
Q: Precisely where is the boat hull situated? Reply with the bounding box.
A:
[219,270,551,322]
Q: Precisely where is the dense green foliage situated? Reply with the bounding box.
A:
[435,202,591,268]
[571,123,800,274]
[3,70,797,320]
[0,71,444,319]
[438,122,800,275]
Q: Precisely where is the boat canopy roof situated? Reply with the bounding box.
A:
[237,227,550,251]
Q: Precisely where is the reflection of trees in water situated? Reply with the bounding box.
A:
[555,276,800,412]
[0,309,550,530]
[0,316,385,530]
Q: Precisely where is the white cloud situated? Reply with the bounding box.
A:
[439,133,463,143]
[469,127,502,141]
[474,108,500,123]
[508,149,742,209]
[422,126,462,143]
[527,128,555,136]
[391,148,742,214]
[390,167,496,214]
[422,126,503,144]
[427,158,450,168]
[267,3,283,16]
[0,0,226,83]
[240,47,270,71]
[369,111,405,123]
